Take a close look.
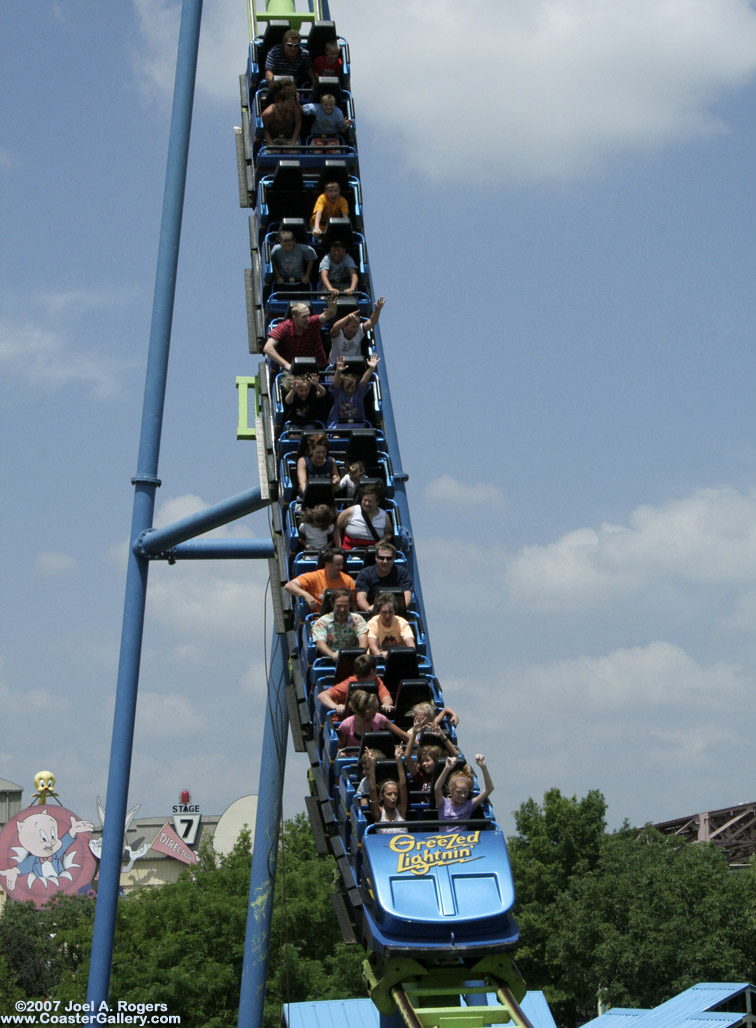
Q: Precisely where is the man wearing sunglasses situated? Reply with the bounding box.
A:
[265,29,317,88]
[354,542,413,613]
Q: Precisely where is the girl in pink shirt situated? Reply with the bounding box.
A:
[337,689,407,750]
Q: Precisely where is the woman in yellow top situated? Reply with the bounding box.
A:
[366,592,416,660]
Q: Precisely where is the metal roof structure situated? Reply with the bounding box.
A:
[281,991,559,1028]
[282,998,377,1028]
[0,778,23,831]
[584,984,755,1028]
[655,804,756,864]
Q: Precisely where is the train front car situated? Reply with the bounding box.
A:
[360,822,518,957]
[240,6,527,1018]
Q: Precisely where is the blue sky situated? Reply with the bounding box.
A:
[2,0,756,839]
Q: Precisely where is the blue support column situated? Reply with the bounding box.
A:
[137,485,270,555]
[155,539,275,560]
[86,0,203,1008]
[237,632,290,1028]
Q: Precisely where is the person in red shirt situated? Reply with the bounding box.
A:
[316,653,393,715]
[313,40,343,80]
[263,296,337,370]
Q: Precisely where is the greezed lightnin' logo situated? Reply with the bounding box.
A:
[388,830,483,876]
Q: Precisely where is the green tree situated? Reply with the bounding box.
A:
[0,894,95,999]
[264,814,363,1028]
[0,951,25,1002]
[509,788,608,905]
[50,818,361,1025]
[509,791,756,1028]
[100,828,257,1025]
[508,788,608,1025]
[0,818,363,1022]
[0,901,57,997]
[549,828,756,1017]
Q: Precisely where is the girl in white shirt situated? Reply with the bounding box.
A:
[367,746,408,835]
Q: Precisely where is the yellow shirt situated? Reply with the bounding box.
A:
[310,192,349,229]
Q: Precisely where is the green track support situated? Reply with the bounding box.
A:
[247,0,323,39]
[364,956,530,1028]
[235,375,259,439]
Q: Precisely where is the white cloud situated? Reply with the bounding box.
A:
[424,474,506,509]
[506,486,756,611]
[131,0,756,182]
[0,148,15,171]
[414,536,509,613]
[719,589,756,634]
[341,0,756,182]
[135,691,207,738]
[106,538,130,572]
[445,641,750,831]
[148,563,268,650]
[130,0,179,102]
[0,669,70,718]
[241,659,268,698]
[131,493,272,651]
[105,493,271,669]
[152,493,256,538]
[37,289,132,317]
[131,0,247,105]
[0,316,132,399]
[171,643,206,664]
[126,745,262,816]
[503,640,744,713]
[153,493,207,529]
[35,551,78,576]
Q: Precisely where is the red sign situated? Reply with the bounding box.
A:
[0,806,96,907]
[151,822,198,865]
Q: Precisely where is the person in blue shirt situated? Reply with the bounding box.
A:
[328,354,379,424]
[319,241,358,296]
[303,93,353,141]
[271,228,316,290]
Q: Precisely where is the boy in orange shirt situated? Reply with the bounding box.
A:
[311,180,349,237]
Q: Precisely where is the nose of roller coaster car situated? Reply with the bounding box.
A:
[360,823,519,955]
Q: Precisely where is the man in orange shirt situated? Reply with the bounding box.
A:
[284,546,355,611]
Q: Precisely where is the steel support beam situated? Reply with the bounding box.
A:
[237,634,290,1028]
[153,539,275,560]
[86,0,203,1008]
[136,486,270,556]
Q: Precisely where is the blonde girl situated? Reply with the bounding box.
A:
[434,754,494,829]
[404,705,459,793]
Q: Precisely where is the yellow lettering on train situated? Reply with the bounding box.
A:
[389,832,481,875]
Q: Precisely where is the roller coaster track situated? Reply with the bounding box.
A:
[84,4,526,1026]
[239,3,526,1027]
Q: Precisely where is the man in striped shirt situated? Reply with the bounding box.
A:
[265,29,317,88]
